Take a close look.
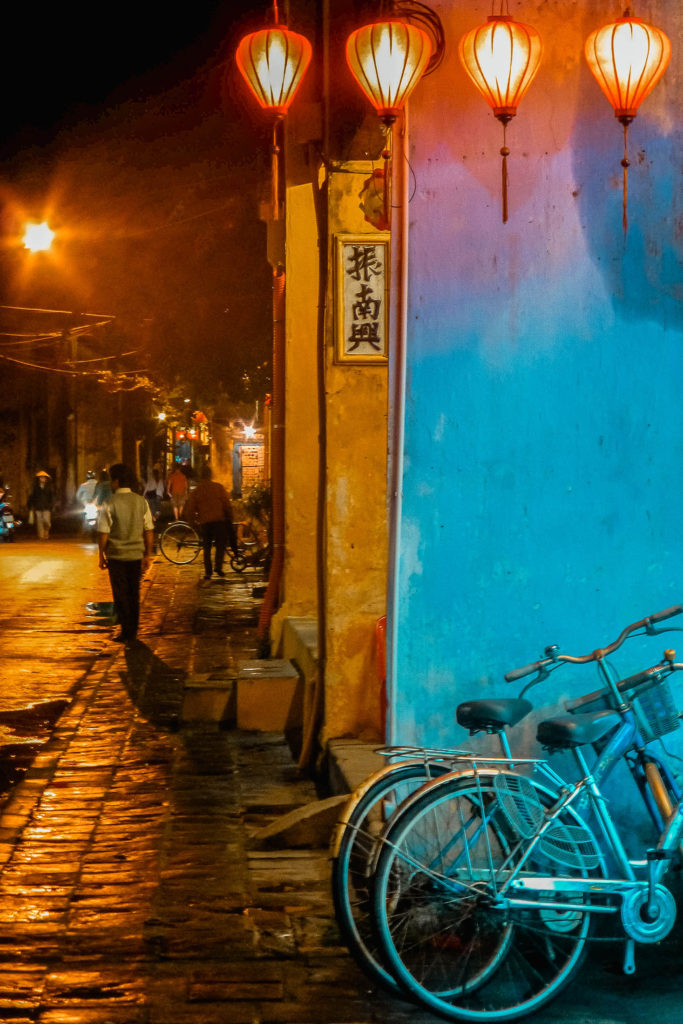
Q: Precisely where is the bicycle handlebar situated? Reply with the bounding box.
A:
[504,604,683,683]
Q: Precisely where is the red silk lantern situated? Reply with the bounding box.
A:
[236,9,312,220]
[459,13,542,223]
[585,12,671,230]
[236,25,312,119]
[346,20,432,126]
[346,20,431,229]
[459,14,542,122]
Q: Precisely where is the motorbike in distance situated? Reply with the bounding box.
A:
[82,501,98,539]
[0,485,21,542]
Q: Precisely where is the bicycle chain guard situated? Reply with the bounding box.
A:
[620,884,676,943]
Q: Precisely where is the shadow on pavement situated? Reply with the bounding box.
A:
[120,641,186,729]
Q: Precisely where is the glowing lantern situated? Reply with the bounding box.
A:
[236,4,312,221]
[459,12,542,222]
[585,11,671,230]
[235,24,312,119]
[346,20,432,228]
[346,20,432,126]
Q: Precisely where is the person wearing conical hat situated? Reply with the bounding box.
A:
[28,471,54,540]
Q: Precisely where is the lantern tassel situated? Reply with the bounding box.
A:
[621,122,630,233]
[500,125,510,224]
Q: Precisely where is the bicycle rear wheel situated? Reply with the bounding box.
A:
[230,551,246,572]
[331,760,451,992]
[373,772,600,1022]
[159,521,201,564]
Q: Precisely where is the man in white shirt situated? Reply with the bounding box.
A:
[96,463,154,645]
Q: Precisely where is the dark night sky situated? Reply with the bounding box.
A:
[1,2,276,401]
[2,3,261,153]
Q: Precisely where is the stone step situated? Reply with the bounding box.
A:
[236,659,303,732]
[181,674,236,724]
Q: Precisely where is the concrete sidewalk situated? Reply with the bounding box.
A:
[0,555,681,1023]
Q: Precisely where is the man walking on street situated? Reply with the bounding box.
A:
[97,462,155,644]
[184,464,237,580]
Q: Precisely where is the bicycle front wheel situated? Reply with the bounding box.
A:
[373,772,598,1022]
[159,521,201,564]
[331,759,451,992]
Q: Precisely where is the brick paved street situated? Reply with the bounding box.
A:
[0,553,681,1023]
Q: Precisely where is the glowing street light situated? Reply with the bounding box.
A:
[23,221,55,252]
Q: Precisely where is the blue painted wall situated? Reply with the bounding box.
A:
[393,1,683,751]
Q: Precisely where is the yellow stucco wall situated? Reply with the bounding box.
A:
[270,182,320,655]
[275,162,389,743]
[324,164,389,741]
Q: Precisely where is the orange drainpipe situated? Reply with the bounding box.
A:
[256,125,286,655]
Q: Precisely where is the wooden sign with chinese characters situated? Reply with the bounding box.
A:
[335,233,390,364]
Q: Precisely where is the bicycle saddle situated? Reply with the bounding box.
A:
[457,697,533,733]
[537,709,621,749]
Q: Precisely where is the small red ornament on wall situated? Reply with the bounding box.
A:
[359,170,390,231]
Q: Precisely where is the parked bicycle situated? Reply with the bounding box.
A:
[365,604,683,1021]
[229,538,270,573]
[330,700,532,993]
[158,520,201,564]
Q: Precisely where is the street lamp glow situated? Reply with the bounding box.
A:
[23,221,55,252]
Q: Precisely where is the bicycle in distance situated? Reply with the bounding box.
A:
[158,521,201,564]
[332,604,683,1021]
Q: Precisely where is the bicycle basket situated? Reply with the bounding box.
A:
[632,679,680,743]
[493,774,600,871]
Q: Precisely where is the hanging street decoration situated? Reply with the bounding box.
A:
[459,4,543,223]
[584,8,671,231]
[346,18,432,228]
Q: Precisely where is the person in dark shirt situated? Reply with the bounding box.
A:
[183,465,237,580]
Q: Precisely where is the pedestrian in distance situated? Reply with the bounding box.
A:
[76,470,97,506]
[27,471,54,540]
[76,470,98,536]
[96,462,154,645]
[183,464,238,580]
[167,462,189,520]
[93,468,112,507]
[143,465,166,523]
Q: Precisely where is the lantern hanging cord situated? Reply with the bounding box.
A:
[394,1,445,74]
[501,123,510,224]
[621,122,630,232]
[271,120,282,221]
[382,130,393,229]
[492,0,511,16]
